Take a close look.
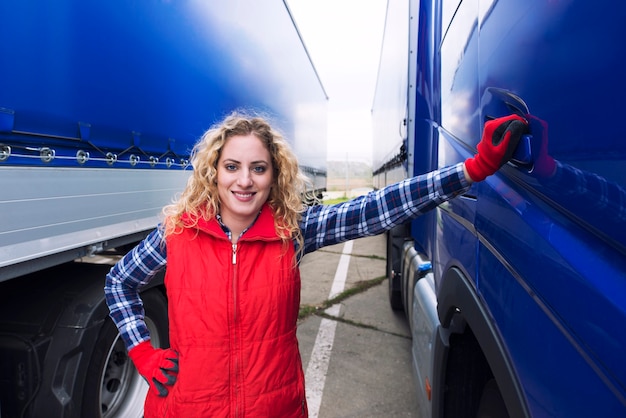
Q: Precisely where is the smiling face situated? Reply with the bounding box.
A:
[216,133,274,237]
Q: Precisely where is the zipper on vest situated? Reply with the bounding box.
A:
[231,241,241,417]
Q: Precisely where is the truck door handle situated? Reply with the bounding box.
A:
[481,87,533,169]
[482,87,529,118]
[511,134,533,167]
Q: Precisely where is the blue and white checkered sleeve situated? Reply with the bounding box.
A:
[104,227,167,351]
[300,163,470,254]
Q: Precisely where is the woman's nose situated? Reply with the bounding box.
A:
[237,170,253,187]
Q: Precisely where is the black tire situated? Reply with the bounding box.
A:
[443,330,493,418]
[476,379,509,418]
[386,226,406,311]
[82,289,169,418]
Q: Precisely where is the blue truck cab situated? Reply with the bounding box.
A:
[373,0,626,416]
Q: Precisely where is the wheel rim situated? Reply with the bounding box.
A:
[98,317,161,417]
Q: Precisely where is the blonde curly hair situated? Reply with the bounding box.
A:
[162,111,309,253]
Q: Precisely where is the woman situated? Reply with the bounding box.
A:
[105,111,526,417]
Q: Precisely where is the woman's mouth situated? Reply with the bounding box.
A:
[233,191,255,200]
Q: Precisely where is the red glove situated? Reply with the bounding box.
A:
[128,340,179,397]
[465,114,528,182]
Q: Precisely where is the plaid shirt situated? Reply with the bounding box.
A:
[105,162,470,350]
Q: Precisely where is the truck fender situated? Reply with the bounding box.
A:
[433,267,529,418]
[0,262,167,417]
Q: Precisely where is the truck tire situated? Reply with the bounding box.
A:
[81,289,169,418]
[476,379,508,418]
[386,226,406,311]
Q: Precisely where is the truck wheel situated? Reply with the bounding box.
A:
[476,379,508,418]
[82,289,169,418]
[386,226,405,311]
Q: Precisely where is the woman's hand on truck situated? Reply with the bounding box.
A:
[464,114,528,182]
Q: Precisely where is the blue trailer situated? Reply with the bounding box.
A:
[0,1,327,416]
[373,0,626,416]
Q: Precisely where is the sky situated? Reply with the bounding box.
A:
[287,0,387,164]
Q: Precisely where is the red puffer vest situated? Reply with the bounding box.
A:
[144,204,307,417]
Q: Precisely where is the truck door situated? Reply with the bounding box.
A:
[434,0,481,286]
[475,0,626,415]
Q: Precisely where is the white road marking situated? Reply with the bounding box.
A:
[305,240,354,418]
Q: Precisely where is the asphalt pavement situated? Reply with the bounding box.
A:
[297,234,421,418]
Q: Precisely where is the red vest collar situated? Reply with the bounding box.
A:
[181,203,282,241]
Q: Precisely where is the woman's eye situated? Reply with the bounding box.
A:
[252,166,267,174]
[225,164,237,171]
